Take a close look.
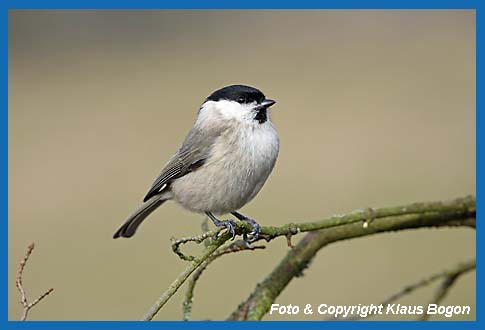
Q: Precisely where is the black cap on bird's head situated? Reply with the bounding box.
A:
[206,85,275,108]
[205,85,276,124]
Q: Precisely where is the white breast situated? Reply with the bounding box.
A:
[171,118,279,215]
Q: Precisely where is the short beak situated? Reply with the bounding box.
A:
[255,99,276,110]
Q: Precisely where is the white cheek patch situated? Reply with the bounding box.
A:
[201,100,255,123]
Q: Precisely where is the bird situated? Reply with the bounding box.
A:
[113,84,279,243]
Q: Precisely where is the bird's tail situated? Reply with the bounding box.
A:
[113,195,167,239]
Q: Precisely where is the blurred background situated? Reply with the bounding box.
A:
[8,10,475,320]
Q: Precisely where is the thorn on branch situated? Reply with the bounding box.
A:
[285,223,300,248]
[285,234,294,248]
[16,243,54,321]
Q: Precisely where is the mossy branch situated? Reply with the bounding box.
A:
[228,196,475,320]
[182,240,265,321]
[142,231,231,321]
[143,195,474,321]
[171,196,475,262]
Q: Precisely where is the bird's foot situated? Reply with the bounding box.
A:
[242,219,261,243]
[231,212,261,243]
[205,212,237,241]
[213,219,237,240]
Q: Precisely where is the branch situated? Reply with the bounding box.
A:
[228,196,475,320]
[338,259,475,320]
[171,227,223,261]
[182,240,265,321]
[171,196,475,261]
[420,260,475,320]
[142,231,232,320]
[143,196,473,321]
[16,243,54,321]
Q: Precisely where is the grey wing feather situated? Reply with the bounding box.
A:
[142,122,224,202]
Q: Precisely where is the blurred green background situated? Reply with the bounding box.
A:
[8,10,475,320]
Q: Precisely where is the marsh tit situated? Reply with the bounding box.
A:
[113,85,279,243]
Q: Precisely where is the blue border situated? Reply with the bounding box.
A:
[3,1,480,329]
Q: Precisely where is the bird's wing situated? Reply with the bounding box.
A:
[142,123,224,202]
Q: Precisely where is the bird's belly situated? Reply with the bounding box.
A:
[170,124,278,214]
[171,168,261,214]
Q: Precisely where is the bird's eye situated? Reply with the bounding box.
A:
[237,97,245,104]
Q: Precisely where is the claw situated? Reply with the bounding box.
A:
[224,220,236,240]
[231,212,261,243]
[206,212,237,240]
[210,218,236,240]
[246,222,261,243]
[244,222,260,243]
[243,239,255,249]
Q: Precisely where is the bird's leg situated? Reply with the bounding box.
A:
[231,211,261,243]
[205,212,237,241]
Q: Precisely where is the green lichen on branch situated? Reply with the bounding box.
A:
[182,240,265,321]
[172,196,475,261]
[171,227,223,261]
[143,195,474,321]
[228,196,475,320]
[142,231,231,321]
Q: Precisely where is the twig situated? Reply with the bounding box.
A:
[336,259,475,320]
[171,228,223,261]
[182,240,265,321]
[16,243,54,321]
[228,196,475,320]
[420,260,475,320]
